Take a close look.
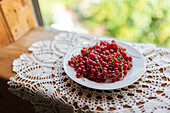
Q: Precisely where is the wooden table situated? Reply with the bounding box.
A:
[0,27,58,113]
[1,27,167,113]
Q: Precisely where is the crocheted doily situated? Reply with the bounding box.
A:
[8,32,170,113]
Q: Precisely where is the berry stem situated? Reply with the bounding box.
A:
[106,62,114,67]
[94,54,103,71]
[72,54,79,64]
[81,74,85,81]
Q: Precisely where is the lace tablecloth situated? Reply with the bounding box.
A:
[8,32,170,113]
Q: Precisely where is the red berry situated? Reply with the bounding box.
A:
[89,47,93,50]
[91,61,95,66]
[79,58,83,62]
[76,73,81,78]
[110,49,114,54]
[96,63,100,66]
[128,63,133,70]
[81,65,85,69]
[81,49,86,54]
[88,60,92,64]
[119,48,123,53]
[122,52,127,57]
[106,64,109,69]
[77,67,82,72]
[102,55,106,59]
[97,55,101,60]
[96,48,101,53]
[115,70,119,75]
[112,78,116,82]
[125,56,129,60]
[111,74,116,78]
[116,53,120,57]
[118,74,124,79]
[90,74,95,78]
[97,67,101,71]
[97,73,102,79]
[118,59,122,63]
[106,44,110,50]
[96,78,101,82]
[116,78,120,81]
[103,70,107,75]
[83,73,87,77]
[72,60,76,64]
[123,64,128,70]
[108,70,112,74]
[75,64,79,69]
[114,63,119,67]
[91,69,96,73]
[130,63,133,67]
[104,58,109,62]
[82,60,85,64]
[123,61,127,64]
[114,59,119,63]
[68,60,71,65]
[96,44,100,48]
[77,54,81,57]
[101,61,106,67]
[94,51,98,54]
[101,47,105,51]
[103,68,107,72]
[101,78,106,82]
[76,58,80,63]
[108,61,112,65]
[105,50,109,55]
[119,67,122,71]
[129,56,132,62]
[89,53,95,59]
[79,62,83,66]
[114,44,118,51]
[111,40,115,43]
[82,69,86,74]
[114,67,118,71]
[123,71,127,75]
[122,48,126,51]
[90,65,93,69]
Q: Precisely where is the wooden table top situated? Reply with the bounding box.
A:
[0,27,59,80]
[0,27,59,113]
[0,27,165,112]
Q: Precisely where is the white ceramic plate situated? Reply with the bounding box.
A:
[63,40,146,90]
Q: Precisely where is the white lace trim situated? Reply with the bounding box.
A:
[8,32,170,113]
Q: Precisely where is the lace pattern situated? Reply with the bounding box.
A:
[8,32,170,113]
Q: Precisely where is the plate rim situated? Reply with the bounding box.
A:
[63,40,146,90]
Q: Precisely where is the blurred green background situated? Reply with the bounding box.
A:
[39,0,170,48]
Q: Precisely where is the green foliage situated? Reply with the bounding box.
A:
[39,0,170,48]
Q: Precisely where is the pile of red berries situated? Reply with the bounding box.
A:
[68,40,133,83]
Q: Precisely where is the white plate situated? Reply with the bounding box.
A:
[63,40,146,90]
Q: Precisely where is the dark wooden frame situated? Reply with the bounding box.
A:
[31,0,43,26]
